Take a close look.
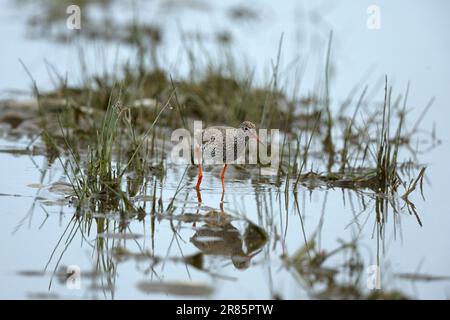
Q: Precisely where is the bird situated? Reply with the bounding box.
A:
[194,121,262,193]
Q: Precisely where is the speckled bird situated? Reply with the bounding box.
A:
[194,121,262,191]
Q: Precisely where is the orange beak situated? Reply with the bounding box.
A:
[248,249,263,259]
[251,132,266,146]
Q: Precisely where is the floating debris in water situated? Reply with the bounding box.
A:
[27,292,60,299]
[48,181,75,195]
[27,183,46,189]
[17,270,46,277]
[98,232,143,240]
[137,281,213,296]
[395,273,450,282]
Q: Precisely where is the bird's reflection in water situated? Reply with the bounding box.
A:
[190,209,267,270]
[195,181,226,211]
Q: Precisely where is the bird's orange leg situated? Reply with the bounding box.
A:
[219,164,227,212]
[220,164,228,193]
[195,145,203,191]
[196,188,202,204]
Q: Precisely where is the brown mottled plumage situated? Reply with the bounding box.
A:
[194,121,261,192]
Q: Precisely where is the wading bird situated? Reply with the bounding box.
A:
[194,121,262,193]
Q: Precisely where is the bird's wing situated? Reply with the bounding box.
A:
[195,126,235,145]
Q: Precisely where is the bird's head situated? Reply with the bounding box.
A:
[231,249,263,270]
[239,121,262,144]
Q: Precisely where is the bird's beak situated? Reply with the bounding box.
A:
[248,249,263,259]
[251,132,266,147]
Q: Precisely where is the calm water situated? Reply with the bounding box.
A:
[1,0,450,299]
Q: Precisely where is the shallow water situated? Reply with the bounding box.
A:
[0,135,448,299]
[1,0,450,299]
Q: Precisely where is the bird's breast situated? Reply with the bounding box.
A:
[201,131,247,164]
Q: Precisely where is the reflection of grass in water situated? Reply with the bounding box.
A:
[287,236,409,299]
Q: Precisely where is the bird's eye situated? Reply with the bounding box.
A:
[244,127,248,131]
